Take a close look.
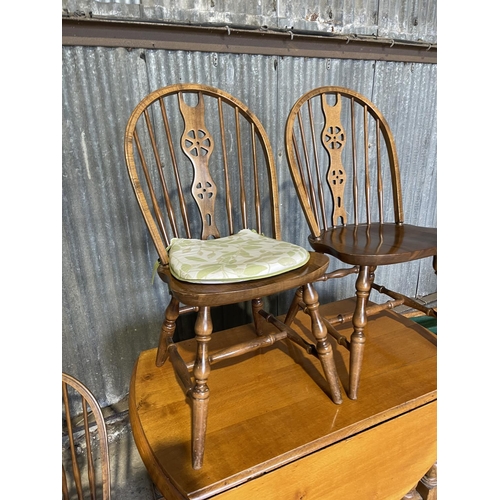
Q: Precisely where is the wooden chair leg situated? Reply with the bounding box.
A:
[191,306,212,470]
[284,286,303,326]
[156,297,180,367]
[302,283,343,404]
[348,265,374,400]
[252,298,266,336]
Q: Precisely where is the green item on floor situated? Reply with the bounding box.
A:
[409,315,437,334]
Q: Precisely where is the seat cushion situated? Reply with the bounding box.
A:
[168,229,310,284]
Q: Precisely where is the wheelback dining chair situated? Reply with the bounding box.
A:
[285,86,437,401]
[124,83,343,470]
[62,372,111,500]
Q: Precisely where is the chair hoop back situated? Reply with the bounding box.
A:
[124,83,280,265]
[285,86,404,238]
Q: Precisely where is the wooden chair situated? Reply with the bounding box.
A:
[284,86,437,401]
[124,83,343,470]
[62,372,111,500]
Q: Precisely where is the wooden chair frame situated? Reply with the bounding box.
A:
[285,86,437,400]
[62,372,111,500]
[124,83,343,469]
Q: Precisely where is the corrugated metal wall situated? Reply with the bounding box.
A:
[62,0,437,408]
[63,0,437,43]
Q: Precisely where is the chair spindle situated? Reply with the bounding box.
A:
[159,97,185,240]
[363,104,371,224]
[144,108,173,245]
[297,107,320,228]
[63,381,85,500]
[218,97,234,235]
[133,127,170,248]
[376,119,384,223]
[82,396,98,499]
[251,123,262,234]
[308,99,328,231]
[350,97,358,226]
[235,108,247,229]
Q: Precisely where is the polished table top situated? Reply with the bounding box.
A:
[129,298,437,500]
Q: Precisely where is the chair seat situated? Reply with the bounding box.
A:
[308,223,437,266]
[158,251,330,307]
[168,229,311,284]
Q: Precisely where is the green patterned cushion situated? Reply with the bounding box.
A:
[168,229,310,284]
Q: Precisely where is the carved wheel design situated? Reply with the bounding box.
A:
[330,169,344,185]
[195,181,214,200]
[184,129,212,157]
[324,126,345,150]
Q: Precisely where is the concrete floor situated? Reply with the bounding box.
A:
[106,413,160,499]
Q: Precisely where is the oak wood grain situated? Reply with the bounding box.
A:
[129,298,437,499]
[217,402,437,500]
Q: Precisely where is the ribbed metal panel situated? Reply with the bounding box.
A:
[62,46,157,404]
[62,3,436,407]
[63,0,437,43]
[277,0,380,34]
[378,0,437,43]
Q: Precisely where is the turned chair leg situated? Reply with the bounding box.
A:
[156,297,180,367]
[349,265,375,400]
[303,283,343,404]
[284,286,303,326]
[252,297,266,336]
[191,306,212,470]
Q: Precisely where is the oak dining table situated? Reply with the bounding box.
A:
[129,298,437,500]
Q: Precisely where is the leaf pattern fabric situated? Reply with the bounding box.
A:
[168,229,310,283]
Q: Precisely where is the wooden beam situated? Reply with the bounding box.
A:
[62,18,437,64]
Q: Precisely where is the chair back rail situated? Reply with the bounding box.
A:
[62,373,111,500]
[286,86,404,238]
[125,84,280,265]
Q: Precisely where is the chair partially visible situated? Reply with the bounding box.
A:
[285,86,437,401]
[124,83,343,470]
[62,372,111,500]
